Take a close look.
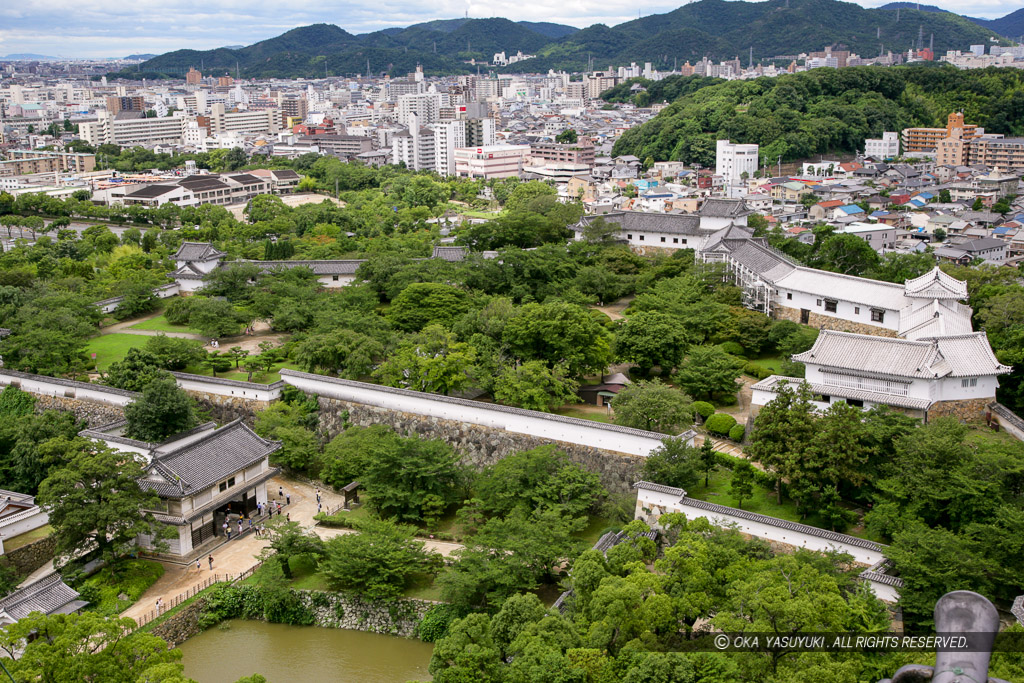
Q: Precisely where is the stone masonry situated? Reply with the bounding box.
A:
[148,597,208,648]
[298,591,432,637]
[318,397,645,494]
[181,391,272,425]
[928,397,992,422]
[0,535,56,578]
[31,395,126,427]
[774,305,898,338]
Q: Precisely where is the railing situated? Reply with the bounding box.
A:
[131,560,265,629]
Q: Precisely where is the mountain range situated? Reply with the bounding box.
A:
[880,3,1024,39]
[117,0,1015,80]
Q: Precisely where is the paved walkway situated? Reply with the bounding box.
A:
[121,476,343,624]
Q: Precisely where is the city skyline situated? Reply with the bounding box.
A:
[0,0,1020,60]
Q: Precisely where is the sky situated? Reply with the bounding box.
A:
[0,0,1019,59]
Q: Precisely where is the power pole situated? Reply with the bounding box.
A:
[777,154,782,177]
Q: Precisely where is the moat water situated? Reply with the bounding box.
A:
[179,620,434,682]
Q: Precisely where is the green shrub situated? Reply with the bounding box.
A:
[704,413,737,436]
[743,362,773,380]
[718,341,746,358]
[715,394,738,407]
[692,401,715,420]
[416,604,467,642]
[76,559,164,615]
[714,452,775,489]
[728,424,746,442]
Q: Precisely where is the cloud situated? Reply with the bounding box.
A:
[1,0,1019,58]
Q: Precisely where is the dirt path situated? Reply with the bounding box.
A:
[591,295,635,321]
[312,526,464,558]
[121,476,344,625]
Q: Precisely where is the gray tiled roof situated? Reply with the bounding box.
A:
[794,330,1010,380]
[170,372,284,391]
[698,198,752,218]
[0,573,84,621]
[678,496,884,551]
[431,246,468,261]
[859,559,905,588]
[717,239,799,282]
[142,419,280,499]
[635,480,686,496]
[0,369,138,398]
[173,242,226,262]
[751,374,933,411]
[249,260,364,276]
[576,211,702,236]
[903,267,968,300]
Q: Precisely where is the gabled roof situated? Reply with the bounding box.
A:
[0,573,86,623]
[576,211,702,236]
[904,267,968,300]
[794,330,1010,379]
[698,198,752,218]
[173,242,226,262]
[141,420,279,499]
[252,260,364,276]
[898,299,974,340]
[772,268,904,310]
[431,246,468,262]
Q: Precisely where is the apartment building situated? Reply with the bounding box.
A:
[716,139,759,184]
[970,137,1024,171]
[79,114,189,146]
[3,149,96,174]
[201,104,280,136]
[396,92,447,127]
[902,112,979,154]
[301,134,373,158]
[529,141,595,165]
[105,96,145,115]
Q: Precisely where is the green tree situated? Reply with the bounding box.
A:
[502,301,612,377]
[113,281,159,320]
[747,382,817,503]
[123,377,198,442]
[373,325,477,395]
[492,361,580,412]
[0,612,190,683]
[387,282,470,332]
[613,311,688,375]
[38,440,169,566]
[105,348,172,391]
[321,517,435,600]
[144,335,206,370]
[555,129,578,144]
[698,437,717,487]
[262,518,325,579]
[729,460,755,509]
[504,180,557,213]
[612,379,693,434]
[361,431,464,523]
[187,297,243,338]
[672,346,743,401]
[641,437,702,490]
[294,329,383,378]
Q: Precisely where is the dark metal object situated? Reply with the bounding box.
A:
[878,590,1010,683]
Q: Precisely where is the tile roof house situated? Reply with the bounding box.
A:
[82,419,280,558]
[0,573,88,626]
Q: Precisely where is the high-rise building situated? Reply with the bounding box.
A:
[280,97,308,124]
[716,139,759,184]
[105,96,146,115]
[465,118,496,148]
[396,92,447,127]
[186,67,203,85]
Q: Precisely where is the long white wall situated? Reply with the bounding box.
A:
[0,370,135,407]
[281,369,691,457]
[634,482,902,601]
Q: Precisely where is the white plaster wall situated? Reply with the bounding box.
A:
[0,374,134,407]
[173,376,281,402]
[777,288,901,332]
[282,371,683,457]
[0,507,49,541]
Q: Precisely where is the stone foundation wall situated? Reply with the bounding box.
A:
[32,395,125,427]
[298,591,432,637]
[183,391,273,425]
[0,535,57,578]
[928,397,992,422]
[774,305,898,338]
[629,245,677,257]
[148,597,209,647]
[318,397,644,494]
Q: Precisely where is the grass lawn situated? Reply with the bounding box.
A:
[554,406,614,424]
[79,559,165,615]
[182,360,302,384]
[2,525,52,552]
[965,421,1020,446]
[574,515,618,547]
[749,354,784,373]
[457,209,504,219]
[128,313,200,335]
[85,334,151,371]
[404,572,443,601]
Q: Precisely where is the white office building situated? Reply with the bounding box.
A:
[715,139,759,184]
[865,132,899,159]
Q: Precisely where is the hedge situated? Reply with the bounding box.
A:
[728,424,746,442]
[718,341,746,358]
[743,362,773,380]
[314,512,458,542]
[692,401,715,420]
[714,452,775,489]
[704,413,737,436]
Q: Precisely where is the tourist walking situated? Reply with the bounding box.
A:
[316,489,321,504]
[208,555,214,570]
[278,485,283,499]
[285,492,290,505]
[226,525,232,541]
[196,558,202,572]
[156,597,164,615]
[237,519,242,535]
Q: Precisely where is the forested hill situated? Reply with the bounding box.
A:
[611,65,1024,166]
[112,0,1007,79]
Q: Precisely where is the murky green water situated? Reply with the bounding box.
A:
[179,620,434,682]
